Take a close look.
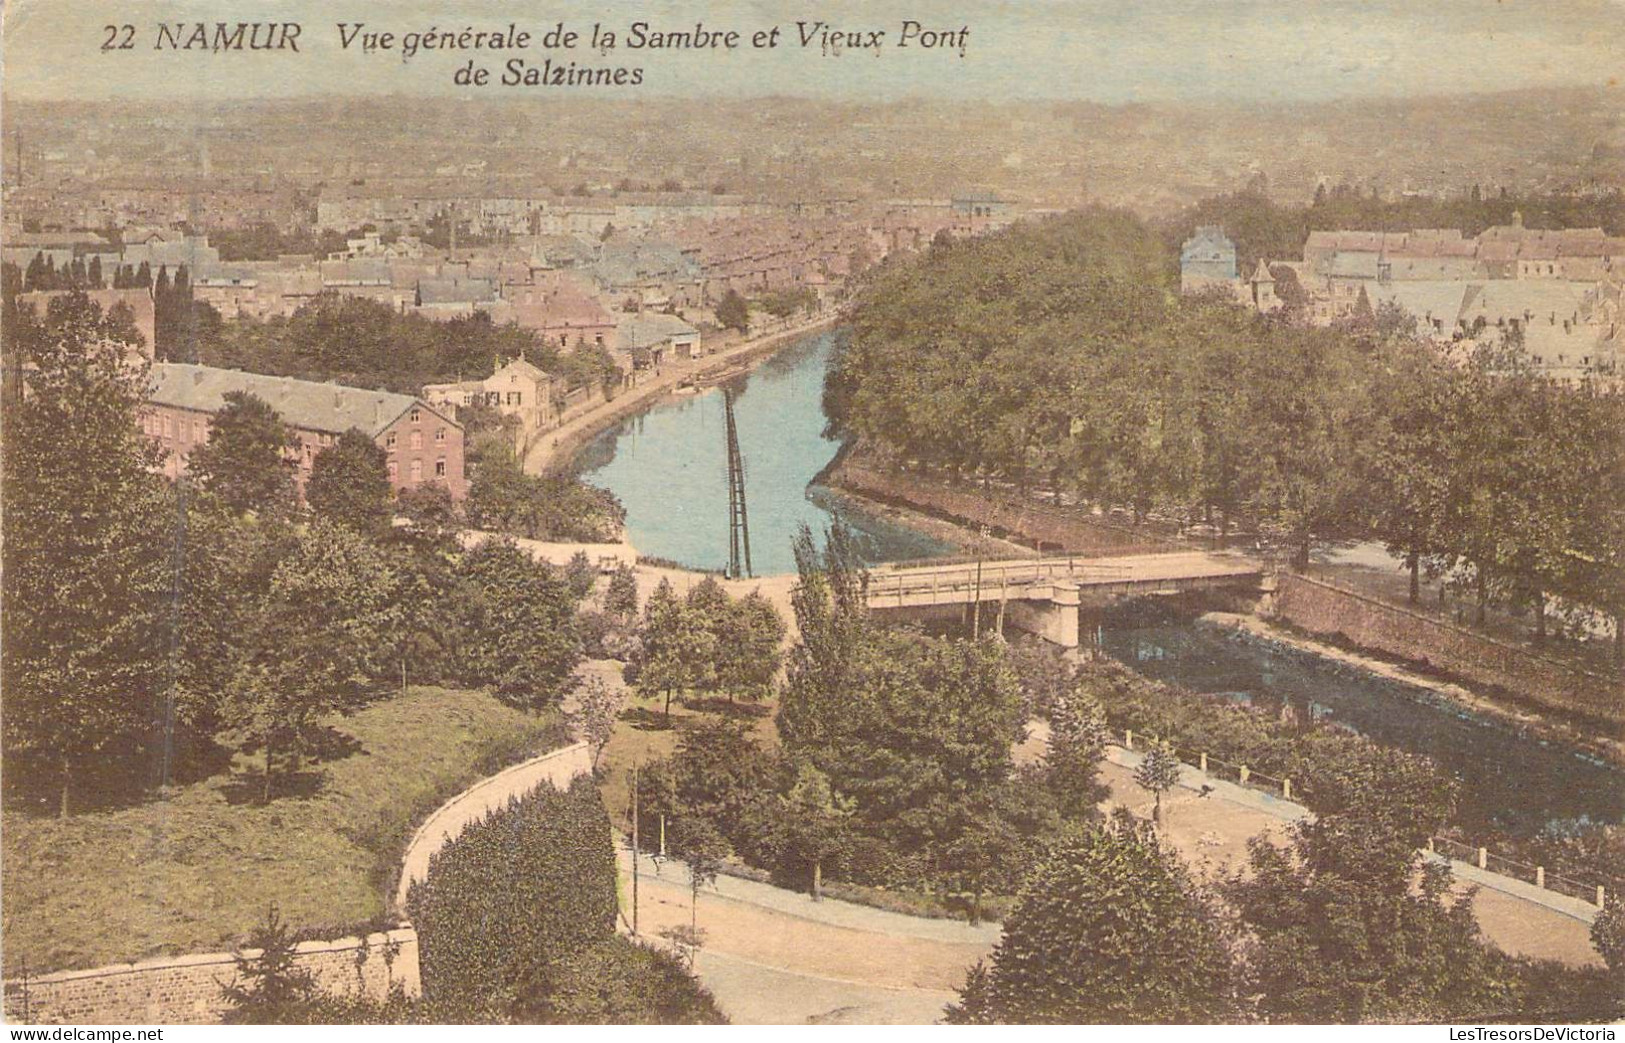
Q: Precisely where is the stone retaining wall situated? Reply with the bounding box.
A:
[1272,572,1622,733]
[1,929,418,1026]
[395,741,592,910]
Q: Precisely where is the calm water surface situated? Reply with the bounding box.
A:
[1102,608,1625,837]
[574,330,952,575]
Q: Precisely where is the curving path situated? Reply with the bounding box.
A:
[616,847,997,1025]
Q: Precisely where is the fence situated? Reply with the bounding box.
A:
[1115,728,1608,911]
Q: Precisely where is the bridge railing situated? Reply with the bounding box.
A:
[866,559,1132,603]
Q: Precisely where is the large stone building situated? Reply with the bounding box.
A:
[143,364,467,499]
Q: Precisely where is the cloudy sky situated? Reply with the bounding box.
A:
[3,0,1622,103]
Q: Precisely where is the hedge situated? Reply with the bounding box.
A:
[406,776,619,1019]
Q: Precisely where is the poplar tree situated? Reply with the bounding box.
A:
[0,292,173,815]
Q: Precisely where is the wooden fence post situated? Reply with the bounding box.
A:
[1239,765,1250,785]
[1477,847,1487,870]
[1536,866,1545,889]
[1199,752,1208,773]
[1125,729,1134,750]
[1282,778,1292,800]
[1599,886,1607,908]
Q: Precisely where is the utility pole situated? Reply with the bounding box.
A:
[723,389,752,579]
[630,763,640,937]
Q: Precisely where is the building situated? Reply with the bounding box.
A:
[143,363,467,499]
[422,357,560,437]
[614,313,702,368]
[1180,226,1239,293]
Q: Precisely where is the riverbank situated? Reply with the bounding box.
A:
[1206,611,1625,771]
[526,312,839,477]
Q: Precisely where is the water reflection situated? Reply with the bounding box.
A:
[574,330,953,575]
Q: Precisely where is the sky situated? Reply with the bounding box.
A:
[3,0,1623,104]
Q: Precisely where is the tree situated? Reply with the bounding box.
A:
[1,292,173,816]
[712,591,786,703]
[1591,897,1625,991]
[220,905,319,1024]
[947,824,1238,1023]
[451,537,582,711]
[223,520,408,801]
[1045,688,1109,816]
[564,550,597,599]
[779,522,1025,854]
[187,391,298,518]
[715,290,749,333]
[1135,740,1183,825]
[776,760,853,901]
[307,427,393,535]
[1226,776,1514,1024]
[577,675,625,770]
[942,804,1024,925]
[635,578,716,719]
[668,817,729,969]
[604,563,640,622]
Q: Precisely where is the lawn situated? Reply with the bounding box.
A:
[2,687,567,976]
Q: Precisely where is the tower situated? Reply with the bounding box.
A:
[723,389,752,579]
[1250,259,1280,312]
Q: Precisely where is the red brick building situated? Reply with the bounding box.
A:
[143,363,467,499]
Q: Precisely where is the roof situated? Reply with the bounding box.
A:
[1365,281,1475,330]
[614,313,699,350]
[417,277,496,305]
[148,363,451,437]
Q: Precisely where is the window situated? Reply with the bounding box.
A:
[411,431,423,450]
[387,460,398,478]
[410,460,423,481]
[410,408,421,423]
[435,459,447,477]
[193,419,203,442]
[594,333,604,346]
[163,416,173,437]
[507,392,521,406]
[386,432,397,449]
[435,427,446,443]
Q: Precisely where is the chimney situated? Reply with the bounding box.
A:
[334,390,343,409]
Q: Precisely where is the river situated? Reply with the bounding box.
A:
[576,328,1623,839]
[574,329,952,575]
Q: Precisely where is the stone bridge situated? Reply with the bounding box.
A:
[864,551,1265,647]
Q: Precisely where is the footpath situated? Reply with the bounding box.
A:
[615,847,994,1025]
[524,312,838,476]
[1099,744,1603,968]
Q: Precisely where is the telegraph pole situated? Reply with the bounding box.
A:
[630,763,640,937]
[723,389,752,579]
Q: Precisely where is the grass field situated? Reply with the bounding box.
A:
[2,687,566,976]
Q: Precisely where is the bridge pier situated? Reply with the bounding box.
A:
[1005,581,1081,648]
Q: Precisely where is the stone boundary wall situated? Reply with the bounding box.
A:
[2,742,591,1025]
[829,461,1179,558]
[394,740,592,910]
[1,929,418,1026]
[1272,572,1622,731]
